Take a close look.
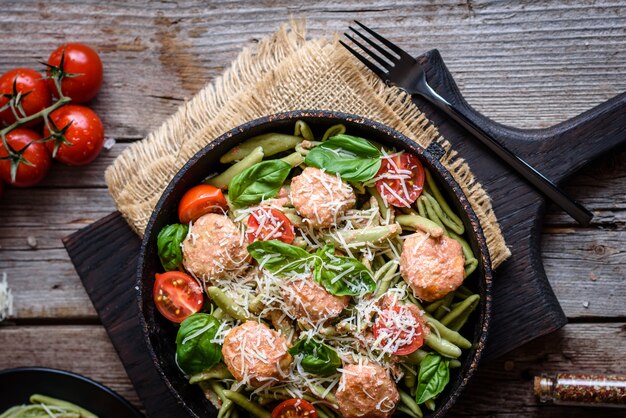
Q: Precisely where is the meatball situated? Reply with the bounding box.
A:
[222,321,292,387]
[336,360,400,418]
[400,230,465,301]
[290,167,356,228]
[281,277,350,323]
[182,213,250,281]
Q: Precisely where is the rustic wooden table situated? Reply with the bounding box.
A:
[1,1,624,417]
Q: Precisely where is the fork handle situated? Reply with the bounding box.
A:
[417,81,593,226]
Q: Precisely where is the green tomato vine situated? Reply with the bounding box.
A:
[0,52,77,182]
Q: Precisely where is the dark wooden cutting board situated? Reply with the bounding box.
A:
[63,50,626,416]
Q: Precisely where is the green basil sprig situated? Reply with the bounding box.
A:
[304,134,382,182]
[175,313,222,375]
[228,160,291,207]
[415,352,451,404]
[247,240,375,297]
[247,239,312,274]
[288,338,342,375]
[313,245,376,296]
[157,223,189,271]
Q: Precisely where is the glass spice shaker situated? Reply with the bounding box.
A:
[534,373,626,408]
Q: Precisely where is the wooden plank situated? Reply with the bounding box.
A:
[452,322,626,417]
[0,0,623,138]
[0,325,141,410]
[0,323,623,417]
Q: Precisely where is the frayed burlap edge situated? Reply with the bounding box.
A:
[105,20,510,268]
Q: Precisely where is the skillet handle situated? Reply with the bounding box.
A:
[420,49,626,183]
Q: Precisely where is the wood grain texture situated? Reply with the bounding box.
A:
[0,325,141,408]
[0,0,624,416]
[1,323,624,417]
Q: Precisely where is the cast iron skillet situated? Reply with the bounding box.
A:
[137,110,493,418]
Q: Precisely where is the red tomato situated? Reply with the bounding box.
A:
[153,271,204,323]
[271,399,318,418]
[375,152,424,208]
[373,305,425,356]
[0,68,52,127]
[43,104,104,165]
[0,128,51,187]
[47,43,103,103]
[247,208,295,244]
[178,184,228,224]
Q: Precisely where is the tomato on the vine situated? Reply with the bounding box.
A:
[153,271,204,323]
[373,304,425,356]
[271,399,318,418]
[46,43,103,103]
[178,184,228,224]
[43,104,104,165]
[0,128,51,187]
[0,68,52,127]
[247,208,295,244]
[375,152,425,208]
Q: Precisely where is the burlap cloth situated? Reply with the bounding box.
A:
[105,21,510,268]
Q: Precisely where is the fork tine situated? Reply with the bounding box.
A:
[348,26,397,63]
[339,40,387,78]
[354,20,412,60]
[344,33,392,70]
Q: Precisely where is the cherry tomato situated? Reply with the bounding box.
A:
[247,208,295,244]
[178,184,228,224]
[373,305,425,356]
[0,128,51,187]
[271,399,318,418]
[0,68,52,127]
[47,43,103,103]
[43,104,104,165]
[153,271,204,323]
[375,152,424,208]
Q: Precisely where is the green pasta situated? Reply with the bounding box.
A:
[206,146,264,189]
[220,133,302,163]
[321,124,346,141]
[294,120,315,141]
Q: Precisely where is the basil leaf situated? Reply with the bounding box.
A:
[415,353,450,404]
[288,338,342,375]
[228,160,292,207]
[175,313,222,375]
[157,223,189,271]
[247,239,313,274]
[313,245,376,296]
[304,134,382,182]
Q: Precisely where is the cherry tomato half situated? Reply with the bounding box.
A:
[153,271,204,323]
[373,305,425,356]
[375,152,424,208]
[47,43,103,103]
[271,399,318,418]
[247,208,295,244]
[43,104,104,165]
[178,184,228,224]
[0,128,51,187]
[0,68,52,127]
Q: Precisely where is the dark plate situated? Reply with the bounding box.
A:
[137,110,493,418]
[0,367,144,417]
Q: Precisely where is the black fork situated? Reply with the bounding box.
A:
[340,21,593,226]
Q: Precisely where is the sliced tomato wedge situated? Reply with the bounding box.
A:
[372,304,425,356]
[271,399,318,418]
[178,184,228,224]
[247,207,295,244]
[153,271,204,323]
[375,152,424,208]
